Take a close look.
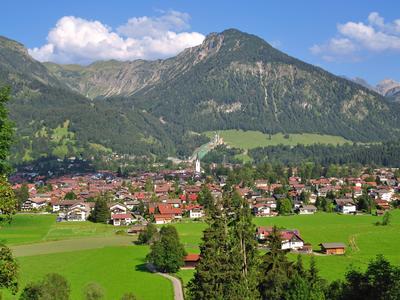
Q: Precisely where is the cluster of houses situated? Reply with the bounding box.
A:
[11,167,400,227]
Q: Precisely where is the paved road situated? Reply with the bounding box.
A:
[147,263,184,300]
[10,236,134,257]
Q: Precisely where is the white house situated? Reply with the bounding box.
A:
[189,207,204,219]
[298,204,317,215]
[109,203,128,215]
[256,227,304,250]
[111,213,133,226]
[66,202,91,221]
[21,198,48,211]
[336,199,356,214]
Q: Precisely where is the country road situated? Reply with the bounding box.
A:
[147,263,184,300]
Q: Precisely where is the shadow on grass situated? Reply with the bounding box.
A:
[135,263,152,273]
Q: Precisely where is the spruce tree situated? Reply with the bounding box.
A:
[258,226,293,300]
[187,199,231,299]
[91,197,110,223]
[226,192,259,299]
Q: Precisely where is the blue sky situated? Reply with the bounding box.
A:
[2,0,399,84]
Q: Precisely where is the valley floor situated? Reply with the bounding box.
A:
[1,211,400,299]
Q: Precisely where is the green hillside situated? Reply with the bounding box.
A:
[205,130,350,149]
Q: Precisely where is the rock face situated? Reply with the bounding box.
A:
[376,79,400,102]
[1,29,400,160]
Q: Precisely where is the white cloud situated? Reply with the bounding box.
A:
[28,11,205,64]
[311,12,400,61]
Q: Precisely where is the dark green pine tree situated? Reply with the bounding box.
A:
[187,199,231,300]
[258,225,293,300]
[226,192,260,299]
[91,197,110,223]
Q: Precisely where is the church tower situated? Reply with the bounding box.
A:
[195,155,201,174]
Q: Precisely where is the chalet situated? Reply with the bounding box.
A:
[256,227,304,250]
[319,242,346,255]
[124,199,141,210]
[109,203,128,215]
[51,200,78,212]
[335,198,356,214]
[66,202,91,221]
[183,254,200,269]
[298,204,317,215]
[111,213,133,226]
[21,197,48,211]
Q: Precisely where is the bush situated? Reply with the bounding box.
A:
[84,282,104,300]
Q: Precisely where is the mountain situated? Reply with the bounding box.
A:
[376,79,400,102]
[1,29,400,164]
[348,77,377,92]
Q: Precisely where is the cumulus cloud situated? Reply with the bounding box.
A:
[28,11,205,64]
[310,12,400,61]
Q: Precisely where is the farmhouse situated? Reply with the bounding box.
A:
[256,227,304,250]
[319,242,346,255]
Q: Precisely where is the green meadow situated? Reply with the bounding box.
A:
[204,130,351,150]
[0,214,119,246]
[1,211,400,298]
[2,246,172,300]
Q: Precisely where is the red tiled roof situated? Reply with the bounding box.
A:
[158,204,182,215]
[184,254,200,262]
[111,213,132,219]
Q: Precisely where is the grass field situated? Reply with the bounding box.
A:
[0,214,121,246]
[2,246,173,300]
[2,212,400,298]
[173,211,400,286]
[204,130,351,150]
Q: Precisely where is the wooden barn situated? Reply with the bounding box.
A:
[319,242,346,255]
[183,254,200,269]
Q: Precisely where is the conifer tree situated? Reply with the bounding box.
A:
[226,191,259,299]
[187,198,231,299]
[258,226,293,300]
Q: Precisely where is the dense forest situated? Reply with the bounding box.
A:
[248,141,400,167]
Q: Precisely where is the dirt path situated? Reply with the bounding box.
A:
[10,236,134,257]
[147,263,184,300]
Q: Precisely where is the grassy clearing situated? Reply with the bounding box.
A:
[0,214,120,246]
[1,246,173,300]
[204,130,351,150]
[175,211,400,285]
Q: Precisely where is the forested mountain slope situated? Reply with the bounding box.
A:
[1,29,399,163]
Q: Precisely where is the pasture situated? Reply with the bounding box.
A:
[172,211,400,285]
[204,130,351,150]
[0,214,119,245]
[1,246,173,300]
[2,211,400,298]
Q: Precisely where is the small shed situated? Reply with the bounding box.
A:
[319,242,346,255]
[183,254,200,269]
